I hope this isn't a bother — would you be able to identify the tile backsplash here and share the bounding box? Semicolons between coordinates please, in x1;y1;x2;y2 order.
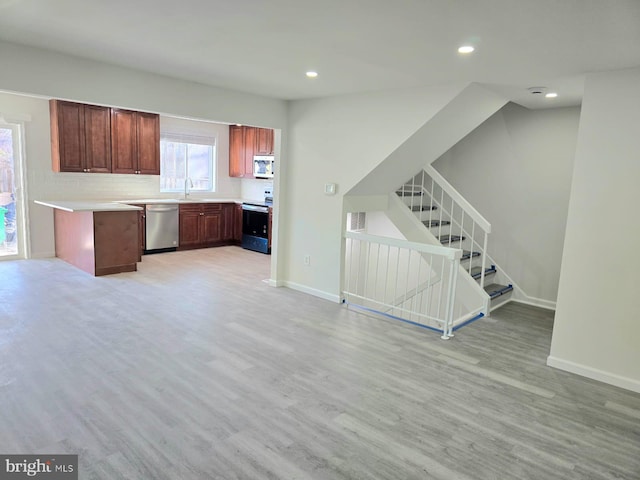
241;178;273;202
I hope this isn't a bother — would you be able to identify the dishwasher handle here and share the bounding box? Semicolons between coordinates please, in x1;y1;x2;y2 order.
146;205;179;213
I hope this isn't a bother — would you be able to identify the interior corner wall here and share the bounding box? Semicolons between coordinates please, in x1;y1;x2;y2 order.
549;67;640;393
432;103;580;304
283;82;468;299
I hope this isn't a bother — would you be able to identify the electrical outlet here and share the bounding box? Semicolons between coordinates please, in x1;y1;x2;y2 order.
304;255;311;265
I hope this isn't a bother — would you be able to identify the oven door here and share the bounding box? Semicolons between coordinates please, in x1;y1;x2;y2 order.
241;204;270;254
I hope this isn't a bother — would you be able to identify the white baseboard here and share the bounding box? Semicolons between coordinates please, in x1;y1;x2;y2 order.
547;356;640;394
30;251;55;259
282;281;342;303
512;296;556;311
263;278;283;287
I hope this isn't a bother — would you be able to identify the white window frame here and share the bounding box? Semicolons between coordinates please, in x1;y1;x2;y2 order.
160;133;216;193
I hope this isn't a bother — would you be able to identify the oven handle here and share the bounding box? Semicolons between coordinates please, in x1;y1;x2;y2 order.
242;204;269;213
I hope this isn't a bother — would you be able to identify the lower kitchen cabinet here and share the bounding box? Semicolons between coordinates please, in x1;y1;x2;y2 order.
202;205;223;244
179;203;235;250
130;204;146;261
53;209;139;276
233;203;243;244
222;203;236;242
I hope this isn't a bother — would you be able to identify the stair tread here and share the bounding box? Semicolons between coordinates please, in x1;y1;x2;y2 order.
439;234;465;243
410;205;437;211
423;220;450;227
484;283;513;299
461;250;481;260
396;190;423;196
470;266;497;279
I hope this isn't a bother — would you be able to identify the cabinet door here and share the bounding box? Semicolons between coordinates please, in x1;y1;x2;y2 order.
202;204;223;244
137;112;160;175
221;203;235;241
234;204;243;243
179;205;202;248
50;100;86;172
255;128;274;155
111;109;138;174
84;104;112;173
130;204;145;260
243;127;256;178
229;125;244;177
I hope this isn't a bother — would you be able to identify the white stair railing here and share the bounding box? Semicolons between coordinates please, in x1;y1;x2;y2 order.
343;231;461;339
397;165;491;290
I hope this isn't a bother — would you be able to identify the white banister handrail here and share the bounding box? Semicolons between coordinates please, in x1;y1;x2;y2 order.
424;164;491;233
345;231;462;261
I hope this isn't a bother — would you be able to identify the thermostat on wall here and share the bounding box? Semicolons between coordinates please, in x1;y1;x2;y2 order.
324;183;337;195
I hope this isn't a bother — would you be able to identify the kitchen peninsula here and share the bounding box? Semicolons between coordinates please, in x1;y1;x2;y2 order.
35;201;142;276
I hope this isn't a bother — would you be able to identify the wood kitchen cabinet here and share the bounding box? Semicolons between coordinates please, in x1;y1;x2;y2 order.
222;203;236;242
50;100;112;173
202;204;223;244
111;109;160;175
130;204;146;261
179;203;234;250
50;99;159;175
53;208;139;276
255;128;274;155
233;203;243;244
229;125;256;178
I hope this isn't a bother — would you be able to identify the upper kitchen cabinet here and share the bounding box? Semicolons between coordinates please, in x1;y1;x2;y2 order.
255;128;274;155
229;125;274;178
229;125;255;178
111;109;160;175
50;100;112;173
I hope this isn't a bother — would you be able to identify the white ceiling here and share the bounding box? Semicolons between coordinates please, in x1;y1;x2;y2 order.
1;0;639;109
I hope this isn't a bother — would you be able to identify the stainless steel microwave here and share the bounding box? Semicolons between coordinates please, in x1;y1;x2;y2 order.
253;155;274;178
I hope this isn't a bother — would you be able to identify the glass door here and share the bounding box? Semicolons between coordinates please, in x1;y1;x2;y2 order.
0;122;23;259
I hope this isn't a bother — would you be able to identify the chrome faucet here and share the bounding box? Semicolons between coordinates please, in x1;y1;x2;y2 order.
184;177;193;199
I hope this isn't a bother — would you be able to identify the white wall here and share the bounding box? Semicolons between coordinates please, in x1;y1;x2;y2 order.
284;82;468;299
433;103;580;305
549;67;640;393
0;41;286;259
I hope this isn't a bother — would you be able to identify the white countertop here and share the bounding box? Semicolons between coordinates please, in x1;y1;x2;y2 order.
115;198;242;205
35;200;143;212
35;198;272;212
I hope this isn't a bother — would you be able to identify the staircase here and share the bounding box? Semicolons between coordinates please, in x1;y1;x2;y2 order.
395;168;513;313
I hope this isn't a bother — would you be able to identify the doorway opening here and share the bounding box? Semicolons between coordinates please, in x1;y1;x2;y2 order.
0;122;22;258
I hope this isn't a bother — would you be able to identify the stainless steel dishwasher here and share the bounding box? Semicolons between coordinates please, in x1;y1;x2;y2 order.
145;203;179;252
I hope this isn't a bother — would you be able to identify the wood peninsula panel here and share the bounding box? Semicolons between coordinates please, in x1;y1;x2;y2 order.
93;211;139;276
54;209;96;275
53;209;139;276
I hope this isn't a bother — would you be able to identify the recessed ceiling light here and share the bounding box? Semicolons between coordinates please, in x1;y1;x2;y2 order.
458;45;474;54
306;71;318;78
545;92;558;98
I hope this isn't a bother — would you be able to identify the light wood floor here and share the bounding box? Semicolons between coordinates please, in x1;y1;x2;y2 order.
0;247;639;479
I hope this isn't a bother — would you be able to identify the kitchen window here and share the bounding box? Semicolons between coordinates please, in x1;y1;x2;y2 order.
160;134;216;192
